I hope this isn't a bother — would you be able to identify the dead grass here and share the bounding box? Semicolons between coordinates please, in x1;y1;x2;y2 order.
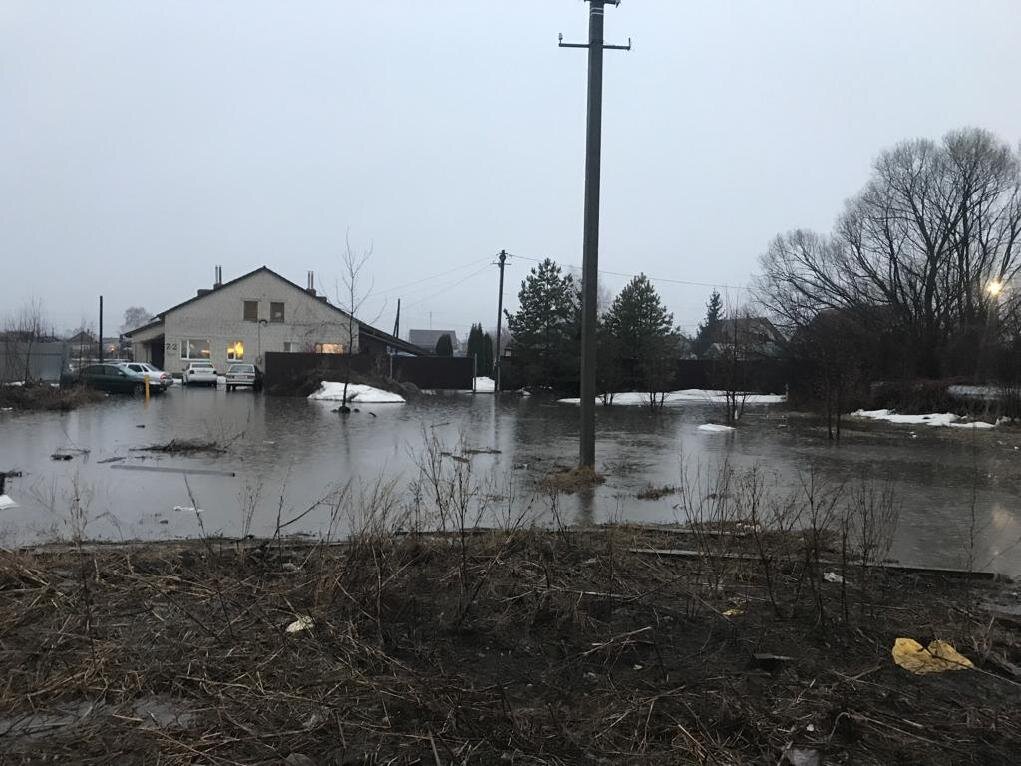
0;530;1017;765
538;465;606;494
636;484;678;501
0;384;104;412
134;439;226;454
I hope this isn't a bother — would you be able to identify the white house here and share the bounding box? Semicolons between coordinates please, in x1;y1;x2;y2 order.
126;267;360;374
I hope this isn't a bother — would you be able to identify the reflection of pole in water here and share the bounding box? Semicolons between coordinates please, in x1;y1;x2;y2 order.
574;486;596;527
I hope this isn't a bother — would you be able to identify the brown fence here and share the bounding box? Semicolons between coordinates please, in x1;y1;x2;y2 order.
264;352;475;394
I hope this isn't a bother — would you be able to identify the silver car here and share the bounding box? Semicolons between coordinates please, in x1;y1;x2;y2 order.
225;363;260;391
123;362;172;391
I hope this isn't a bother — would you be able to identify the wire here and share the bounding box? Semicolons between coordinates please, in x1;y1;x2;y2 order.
506;252;752;291
401;263;494;309
366;256;494;300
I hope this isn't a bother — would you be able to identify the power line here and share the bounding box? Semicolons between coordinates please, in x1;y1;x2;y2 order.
400;263;493;309
507;252;752;292
366;256;493;300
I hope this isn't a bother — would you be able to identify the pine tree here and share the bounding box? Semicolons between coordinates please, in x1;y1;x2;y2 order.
435;334;454;356
602;274;679;407
694;290;724;357
481;332;495;377
505;259;579;388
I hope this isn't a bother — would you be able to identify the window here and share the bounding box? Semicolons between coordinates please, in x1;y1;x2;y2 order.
181;339;211;360
227;340;245;360
243;300;259;321
314;343;345;354
270;301;285;322
283;342;293;352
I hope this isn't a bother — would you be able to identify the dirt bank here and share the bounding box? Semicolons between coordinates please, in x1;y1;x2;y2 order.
0;383;105;412
0;529;1017;764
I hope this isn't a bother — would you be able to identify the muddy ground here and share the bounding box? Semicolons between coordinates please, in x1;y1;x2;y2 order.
0;528;1018;764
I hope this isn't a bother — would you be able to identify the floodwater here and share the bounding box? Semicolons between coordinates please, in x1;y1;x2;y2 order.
1;387;1020;576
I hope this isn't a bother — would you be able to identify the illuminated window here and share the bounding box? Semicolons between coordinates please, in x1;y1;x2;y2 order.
243;301;258;321
227;340;245;360
181;339;210;360
270;302;285;322
314;343;345;354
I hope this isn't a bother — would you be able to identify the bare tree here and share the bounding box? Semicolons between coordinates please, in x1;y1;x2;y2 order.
336;233;375;412
120;306;151;333
2;299;48;383
758;128;1021;379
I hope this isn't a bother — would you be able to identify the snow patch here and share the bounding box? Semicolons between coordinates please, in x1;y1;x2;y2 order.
0;494;18;510
558;389;785;407
308;382;406;404
473;376;496;393
698;423;735;433
851;409;996;429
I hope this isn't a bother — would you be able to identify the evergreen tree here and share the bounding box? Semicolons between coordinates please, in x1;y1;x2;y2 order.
694;290;724;357
505;258;579;388
481;331;495;377
602;274;679;408
435;333;454;356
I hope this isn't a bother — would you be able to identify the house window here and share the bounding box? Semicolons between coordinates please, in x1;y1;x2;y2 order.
283;342;293;352
314;343;345;354
270;302;285;322
181;339;210;360
243;301;259;321
227;340;245;360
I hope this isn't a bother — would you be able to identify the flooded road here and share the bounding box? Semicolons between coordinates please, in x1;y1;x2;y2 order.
2;387;1020;575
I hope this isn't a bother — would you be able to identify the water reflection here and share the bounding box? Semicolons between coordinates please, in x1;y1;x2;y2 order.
0;389;1019;575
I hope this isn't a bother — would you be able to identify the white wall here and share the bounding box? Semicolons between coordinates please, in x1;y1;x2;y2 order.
148;270;358;373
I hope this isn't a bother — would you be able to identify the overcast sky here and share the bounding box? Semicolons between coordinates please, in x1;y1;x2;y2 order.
3;1;1020;338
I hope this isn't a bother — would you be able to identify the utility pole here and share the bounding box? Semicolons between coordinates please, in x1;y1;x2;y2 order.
494;249;507;392
393;298;401;339
560;1;630;468
98;295;104;363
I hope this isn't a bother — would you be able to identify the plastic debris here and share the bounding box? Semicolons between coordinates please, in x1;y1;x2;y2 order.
722;607;744;617
823;571;847;584
892;637;973;674
782;747;820;766
285;616;314;634
172;505;205;514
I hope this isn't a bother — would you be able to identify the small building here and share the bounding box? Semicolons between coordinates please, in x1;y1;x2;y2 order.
408;329;460;355
125;266;417;374
703;317;786;360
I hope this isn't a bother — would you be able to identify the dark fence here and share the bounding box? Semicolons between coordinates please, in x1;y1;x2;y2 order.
264;352;475;394
499;357;792;395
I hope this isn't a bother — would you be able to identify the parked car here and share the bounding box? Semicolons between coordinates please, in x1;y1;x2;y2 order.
78;363;143;394
123;362;172;391
224;363;262;391
182;361;218;387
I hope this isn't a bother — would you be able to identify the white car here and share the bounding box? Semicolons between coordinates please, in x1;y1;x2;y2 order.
182;361;218;387
123;362;172;391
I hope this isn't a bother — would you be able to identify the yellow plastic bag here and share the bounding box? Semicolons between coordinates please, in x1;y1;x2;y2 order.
892;637;974;674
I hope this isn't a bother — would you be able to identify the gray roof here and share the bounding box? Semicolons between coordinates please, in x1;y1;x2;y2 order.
408;329;459;350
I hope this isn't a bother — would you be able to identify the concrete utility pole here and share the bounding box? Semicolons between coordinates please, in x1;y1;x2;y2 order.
98;295;104;363
494;249;507;392
560;1;630;468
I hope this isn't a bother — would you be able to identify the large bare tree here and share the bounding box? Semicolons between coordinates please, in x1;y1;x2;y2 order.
758;128;1021;377
336;233;375;411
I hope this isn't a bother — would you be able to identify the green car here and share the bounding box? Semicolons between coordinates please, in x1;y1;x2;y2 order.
79;363;146;394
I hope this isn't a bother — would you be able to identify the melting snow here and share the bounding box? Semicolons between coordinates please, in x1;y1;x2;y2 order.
698;423;736;433
558;389;785;407
474;376;496;393
308;382;406;404
851;409;996;429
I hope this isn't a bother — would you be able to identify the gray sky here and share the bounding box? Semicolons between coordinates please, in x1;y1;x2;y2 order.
3;1;1020;339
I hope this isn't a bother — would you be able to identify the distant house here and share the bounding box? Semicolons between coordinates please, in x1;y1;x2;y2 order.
703;317;785;360
125;266;419;374
408;329;460;355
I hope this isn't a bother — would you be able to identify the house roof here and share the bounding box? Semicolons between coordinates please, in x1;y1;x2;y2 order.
123;265;423;355
705;317;785;345
124;266;351;338
408;329;459;350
